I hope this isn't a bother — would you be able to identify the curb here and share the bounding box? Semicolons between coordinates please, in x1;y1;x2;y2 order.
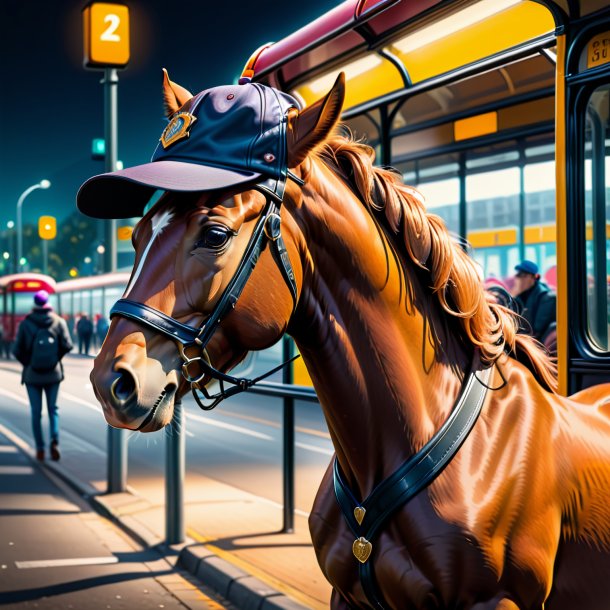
178;544;310;610
0;419;312;609
86;489;310;610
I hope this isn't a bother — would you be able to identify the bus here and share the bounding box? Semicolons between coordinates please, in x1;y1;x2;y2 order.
0;273;56;356
240;0;610;395
53;271;131;339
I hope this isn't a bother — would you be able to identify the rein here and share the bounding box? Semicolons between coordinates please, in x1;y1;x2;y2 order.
109;172;303;410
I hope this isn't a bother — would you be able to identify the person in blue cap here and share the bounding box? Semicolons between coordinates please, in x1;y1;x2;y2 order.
13;290;73;461
513;260;556;345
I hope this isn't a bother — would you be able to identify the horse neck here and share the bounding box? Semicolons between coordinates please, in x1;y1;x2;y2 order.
289;160;467;498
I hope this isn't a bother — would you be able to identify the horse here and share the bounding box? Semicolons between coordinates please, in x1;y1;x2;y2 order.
83;72;610;609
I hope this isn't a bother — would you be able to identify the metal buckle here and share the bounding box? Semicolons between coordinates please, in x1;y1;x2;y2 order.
178;342;208;386
264;213;282;241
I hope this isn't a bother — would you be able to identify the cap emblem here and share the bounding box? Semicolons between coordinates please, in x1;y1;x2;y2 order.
160;112;197;149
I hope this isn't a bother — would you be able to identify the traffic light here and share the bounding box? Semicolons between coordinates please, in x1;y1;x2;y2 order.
117;226;133;240
39;216;57;240
92;138;105;160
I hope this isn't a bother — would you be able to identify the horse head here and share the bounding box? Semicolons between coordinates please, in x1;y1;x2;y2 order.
77;71;345;432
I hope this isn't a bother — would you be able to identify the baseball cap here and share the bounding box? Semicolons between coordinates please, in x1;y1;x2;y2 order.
34;290;49;306
77;82;299;219
514;260;539;275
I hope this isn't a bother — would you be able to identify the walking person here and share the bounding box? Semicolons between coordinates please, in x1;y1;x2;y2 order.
13;290;73;461
95;314;110;348
76;313;94;356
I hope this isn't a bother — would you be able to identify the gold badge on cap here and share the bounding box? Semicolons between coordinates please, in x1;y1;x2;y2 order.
160;112;197;149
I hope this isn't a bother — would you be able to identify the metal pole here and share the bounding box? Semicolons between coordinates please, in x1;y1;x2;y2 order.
103;68;118;273
518;144;526;263
282;336;295;533
103;67;126;493
42;240;48;275
165;399;185;545
459;152;467;248
17;185;40;270
106;425;127;493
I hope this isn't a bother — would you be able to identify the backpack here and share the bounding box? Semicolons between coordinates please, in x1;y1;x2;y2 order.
30;325;60;373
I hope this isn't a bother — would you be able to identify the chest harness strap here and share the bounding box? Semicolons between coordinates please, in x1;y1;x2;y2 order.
333;358;492;609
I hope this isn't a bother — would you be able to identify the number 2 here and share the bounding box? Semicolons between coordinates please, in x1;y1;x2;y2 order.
101;14;120;42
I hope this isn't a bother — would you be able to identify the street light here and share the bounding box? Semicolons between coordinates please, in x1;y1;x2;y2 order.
17;180;51;271
3;222;15;273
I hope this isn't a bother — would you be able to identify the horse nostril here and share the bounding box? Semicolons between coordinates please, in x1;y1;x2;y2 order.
110;369;137;404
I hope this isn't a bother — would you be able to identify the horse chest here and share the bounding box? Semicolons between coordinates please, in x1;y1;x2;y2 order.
310;480;500;609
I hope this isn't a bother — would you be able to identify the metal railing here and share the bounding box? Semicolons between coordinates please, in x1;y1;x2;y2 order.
106;336;320;545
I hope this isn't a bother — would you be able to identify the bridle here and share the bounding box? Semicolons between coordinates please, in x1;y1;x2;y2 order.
109;173;303;411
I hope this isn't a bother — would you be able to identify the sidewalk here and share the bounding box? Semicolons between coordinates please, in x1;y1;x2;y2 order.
0;426;230;609
93;476;330;610
0;356;332;609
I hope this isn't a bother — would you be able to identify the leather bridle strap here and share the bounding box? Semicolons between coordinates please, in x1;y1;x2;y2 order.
109;299;201;345
333;357;492;610
110;184;300;410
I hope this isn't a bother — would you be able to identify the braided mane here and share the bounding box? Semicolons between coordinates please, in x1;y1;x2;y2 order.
317;134;557;392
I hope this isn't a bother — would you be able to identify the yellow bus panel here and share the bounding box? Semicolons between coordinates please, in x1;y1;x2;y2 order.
454;112;498;141
293;350;314;387
467;228;517;248
392;2;555;84
587;31;610;69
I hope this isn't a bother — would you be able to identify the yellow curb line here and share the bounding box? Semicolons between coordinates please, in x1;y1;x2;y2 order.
186;527;327;610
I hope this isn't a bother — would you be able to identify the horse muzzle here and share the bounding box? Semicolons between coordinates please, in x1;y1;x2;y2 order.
91;356;179;432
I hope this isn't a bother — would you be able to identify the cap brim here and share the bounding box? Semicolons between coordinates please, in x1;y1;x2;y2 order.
77;160;262;219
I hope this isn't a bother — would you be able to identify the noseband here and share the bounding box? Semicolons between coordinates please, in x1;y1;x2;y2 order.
109;173;303;410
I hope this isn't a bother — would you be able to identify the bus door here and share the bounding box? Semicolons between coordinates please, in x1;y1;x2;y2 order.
565;8;610;392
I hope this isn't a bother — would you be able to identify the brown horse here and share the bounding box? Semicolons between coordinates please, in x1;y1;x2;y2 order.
87;73;610;609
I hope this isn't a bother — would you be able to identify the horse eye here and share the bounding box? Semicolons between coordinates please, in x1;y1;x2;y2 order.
195;226;232;250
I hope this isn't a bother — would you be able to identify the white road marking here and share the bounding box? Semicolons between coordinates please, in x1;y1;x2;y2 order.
0;383;330;455
15;556;118;569
0;446;17;453
295;441;334;456
185;412;273;441
124;208;173;297
0;422;32;454
0;466;34;475
61;391;103;413
0;387;29;406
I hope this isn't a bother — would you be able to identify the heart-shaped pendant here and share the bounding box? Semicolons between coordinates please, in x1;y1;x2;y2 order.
352;537;372;563
353;506;366;525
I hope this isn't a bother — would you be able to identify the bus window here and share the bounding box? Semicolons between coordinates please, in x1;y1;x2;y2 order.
417;177;460;234
466;166;520;279
104;287;123;318
412;155;460;235
15;293;35;314
524;160;556;276
584;84;610;351
92;288;103;319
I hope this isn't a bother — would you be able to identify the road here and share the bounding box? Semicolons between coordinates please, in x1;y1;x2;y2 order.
0;353;333;520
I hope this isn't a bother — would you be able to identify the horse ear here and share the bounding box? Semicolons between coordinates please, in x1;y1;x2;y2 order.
287;72;345;168
162;68;193;118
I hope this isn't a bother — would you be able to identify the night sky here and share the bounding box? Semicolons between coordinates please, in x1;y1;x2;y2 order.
0;0;338;230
